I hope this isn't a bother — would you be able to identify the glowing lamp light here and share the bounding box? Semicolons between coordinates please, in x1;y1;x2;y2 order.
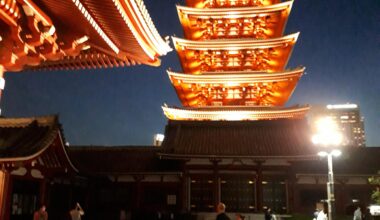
312;117;343;146
313;117;343;220
331;149;342;157
312;132;343;146
154;134;165;142
317;151;328;157
318;150;341;158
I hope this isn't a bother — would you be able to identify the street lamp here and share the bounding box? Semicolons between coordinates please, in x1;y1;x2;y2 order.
312;117;343;220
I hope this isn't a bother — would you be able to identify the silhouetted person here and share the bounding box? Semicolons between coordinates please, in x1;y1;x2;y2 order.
317;209;327;220
216;202;230;220
354;207;362;220
236;213;245;220
120;209;127;220
265;208;273;220
313;209;320;220
33;205;48;220
69;202;84;220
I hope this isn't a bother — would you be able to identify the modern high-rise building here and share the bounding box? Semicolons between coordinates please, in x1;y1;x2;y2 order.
309;104;366;147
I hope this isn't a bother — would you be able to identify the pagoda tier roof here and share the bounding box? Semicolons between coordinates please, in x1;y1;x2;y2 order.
167;67;304;107
0;0;171;72
172;33;299;73
177;1;293;40
159;118;316;159
0;115;78;174
185;0;282;8
162;105;310;121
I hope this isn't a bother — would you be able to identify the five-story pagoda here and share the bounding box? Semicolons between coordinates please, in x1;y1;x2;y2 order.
160;0;315;214
163;0;308;120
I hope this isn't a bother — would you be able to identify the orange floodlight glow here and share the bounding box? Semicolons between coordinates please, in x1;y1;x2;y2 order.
162;105;310;121
164;0;305;121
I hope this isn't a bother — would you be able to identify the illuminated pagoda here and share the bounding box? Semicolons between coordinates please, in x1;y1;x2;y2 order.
159;0;315;214
0;0;171;107
163;0;308;121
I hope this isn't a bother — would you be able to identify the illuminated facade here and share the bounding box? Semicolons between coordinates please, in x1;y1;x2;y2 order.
0;0;171;111
164;0;307;121
160;0;312;213
185;0;283;8
177;1;293;40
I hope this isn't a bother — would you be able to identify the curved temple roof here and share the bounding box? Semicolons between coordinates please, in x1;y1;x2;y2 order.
168;67;304;83
173;33;299;73
162;105;310;121
173;33;299;49
177;1;293;40
0;115;78;173
159;118;315;159
185;0;282;8
167;67;304;107
0;0;171;72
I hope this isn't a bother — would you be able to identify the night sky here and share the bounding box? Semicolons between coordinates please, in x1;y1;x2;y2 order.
2;0;379;146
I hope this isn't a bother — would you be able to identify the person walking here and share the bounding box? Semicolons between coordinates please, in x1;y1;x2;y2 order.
33;205;48;220
265;208;274;220
313;209;320;220
354;207;362;220
236;213;245;220
216;202;231;220
316;209;327;220
69;202;85;220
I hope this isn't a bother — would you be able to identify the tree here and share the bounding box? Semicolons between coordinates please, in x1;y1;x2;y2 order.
369;176;380;205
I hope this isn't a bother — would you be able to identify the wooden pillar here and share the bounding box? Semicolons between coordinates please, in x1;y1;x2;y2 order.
0;169;10;220
133;175;144;210
256;161;263;212
181;170;190;212
287;163;296;214
0;168;11;220
212;160;220;209
39;179;48;206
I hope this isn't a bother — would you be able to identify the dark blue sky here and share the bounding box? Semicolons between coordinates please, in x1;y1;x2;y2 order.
2;0;380;146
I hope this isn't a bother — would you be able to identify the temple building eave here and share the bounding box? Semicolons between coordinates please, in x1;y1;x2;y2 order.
162;105;310;121
119;0;172;58
172;32;299;50
167;67;303;107
0;0;170;72
167;67;305;83
177;1;292;40
177;0;293;16
185;0;283;8
173;33;299;73
158;153;317;160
